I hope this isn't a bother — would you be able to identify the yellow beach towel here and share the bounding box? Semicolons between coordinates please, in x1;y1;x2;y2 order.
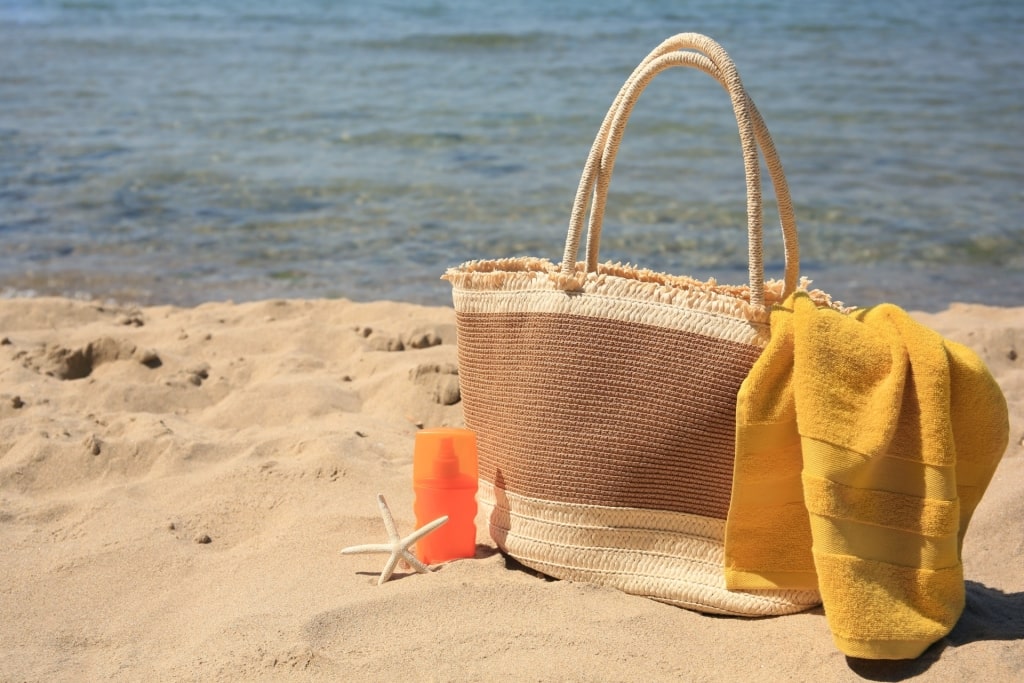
725;293;1009;660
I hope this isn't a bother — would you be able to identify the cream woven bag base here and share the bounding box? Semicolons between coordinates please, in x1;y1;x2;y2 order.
444;34;823;616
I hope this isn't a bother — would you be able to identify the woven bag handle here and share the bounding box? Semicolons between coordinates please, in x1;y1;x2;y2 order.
560;34;799;308
590;42;800;300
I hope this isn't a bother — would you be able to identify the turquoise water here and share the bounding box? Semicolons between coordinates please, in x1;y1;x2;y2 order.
2;0;1022;310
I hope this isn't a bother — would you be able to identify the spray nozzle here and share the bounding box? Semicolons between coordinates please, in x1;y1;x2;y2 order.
433;437;460;479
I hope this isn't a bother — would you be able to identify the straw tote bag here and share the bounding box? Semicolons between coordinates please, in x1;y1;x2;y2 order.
444;34;823;615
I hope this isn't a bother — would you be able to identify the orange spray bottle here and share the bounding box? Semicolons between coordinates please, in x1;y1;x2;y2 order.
413;428;478;565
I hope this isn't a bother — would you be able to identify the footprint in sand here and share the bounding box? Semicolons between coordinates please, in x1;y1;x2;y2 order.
15;337;162;380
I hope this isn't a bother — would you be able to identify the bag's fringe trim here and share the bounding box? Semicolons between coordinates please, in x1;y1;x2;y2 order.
443;258;842;320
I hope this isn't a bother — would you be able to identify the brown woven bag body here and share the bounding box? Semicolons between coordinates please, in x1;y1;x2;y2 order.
444;34;822;615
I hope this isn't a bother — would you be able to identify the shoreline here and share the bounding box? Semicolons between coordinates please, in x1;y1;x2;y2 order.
5;259;1024;315
0;295;1020;681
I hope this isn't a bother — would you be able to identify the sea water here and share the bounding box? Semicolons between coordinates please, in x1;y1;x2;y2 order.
1;0;1022;310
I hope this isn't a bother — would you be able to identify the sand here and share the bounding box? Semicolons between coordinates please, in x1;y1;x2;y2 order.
0;296;1020;682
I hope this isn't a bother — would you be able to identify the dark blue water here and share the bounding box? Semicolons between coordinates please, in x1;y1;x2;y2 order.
2;0;1022;310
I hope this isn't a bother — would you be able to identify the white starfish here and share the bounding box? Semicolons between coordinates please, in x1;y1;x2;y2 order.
340;493;448;585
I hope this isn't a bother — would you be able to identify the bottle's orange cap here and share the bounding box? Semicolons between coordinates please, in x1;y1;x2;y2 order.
413;428;478;484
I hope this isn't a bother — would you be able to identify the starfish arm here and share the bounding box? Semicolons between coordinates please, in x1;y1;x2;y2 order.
405;515;449;544
378;549;403;585
401;550;433;575
340;543;392;555
376;494;401;542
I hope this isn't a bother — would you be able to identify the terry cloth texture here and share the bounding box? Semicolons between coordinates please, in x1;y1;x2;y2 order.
724;292;1009;660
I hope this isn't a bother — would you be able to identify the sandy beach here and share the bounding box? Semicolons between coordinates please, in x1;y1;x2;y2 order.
0;295;1020;682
